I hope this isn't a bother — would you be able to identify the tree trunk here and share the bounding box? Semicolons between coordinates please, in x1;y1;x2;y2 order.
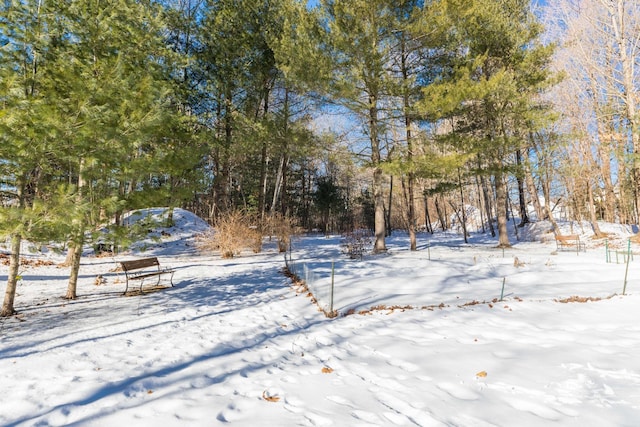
65;240;83;300
280;153;290;217
279;88;290;217
616;140;630;224
2;174;29;317
539;161;561;233
373;166;387;252
386;175;393;237
480;173;495;237
522;143;545;220
400;35;417;251
213;91;232;217
259;141;269;223
435;194;446;232
1;234;22;317
258;80;271;226
424;193;433;234
475;175;486;233
457;169;468;242
495;171;511;248
407;175;417;250
61;246;74;267
66;158;87;300
603;0;640;222
587;178;604;238
515;149;529;226
270;154;285;214
401;175;417;248
368;91;386;253
597;123;617;223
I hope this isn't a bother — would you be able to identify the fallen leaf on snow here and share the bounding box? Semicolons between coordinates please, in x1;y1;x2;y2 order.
476;371;487;378
322;366;334;374
262;390;280;402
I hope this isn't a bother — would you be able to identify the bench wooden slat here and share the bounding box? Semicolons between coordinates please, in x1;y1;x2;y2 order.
121;257;160;271
119;257;175;295
555;235;585;253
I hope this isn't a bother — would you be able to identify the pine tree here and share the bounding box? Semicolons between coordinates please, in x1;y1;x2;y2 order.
47;0;189;298
0;0;58;316
275;0;401;253
417;0;555;247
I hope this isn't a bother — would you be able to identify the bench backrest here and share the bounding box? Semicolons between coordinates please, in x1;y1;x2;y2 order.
120;257;160;272
556;235;579;241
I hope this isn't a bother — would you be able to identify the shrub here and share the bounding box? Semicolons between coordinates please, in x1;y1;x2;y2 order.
263;213;295;253
197;210;262;258
341;229;372;259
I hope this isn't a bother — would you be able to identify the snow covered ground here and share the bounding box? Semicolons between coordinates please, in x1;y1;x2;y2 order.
1;208;640;426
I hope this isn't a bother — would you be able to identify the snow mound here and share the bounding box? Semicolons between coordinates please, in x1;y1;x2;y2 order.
123;207;210;234
119;207;211;256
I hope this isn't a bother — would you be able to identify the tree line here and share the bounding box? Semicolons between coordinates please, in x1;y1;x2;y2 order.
1;0;638;316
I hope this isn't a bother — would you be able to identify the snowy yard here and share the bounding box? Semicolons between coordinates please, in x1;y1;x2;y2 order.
1;209;640;426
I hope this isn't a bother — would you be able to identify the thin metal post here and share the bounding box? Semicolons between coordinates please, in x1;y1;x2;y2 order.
623;240;631;295
330;261;335;313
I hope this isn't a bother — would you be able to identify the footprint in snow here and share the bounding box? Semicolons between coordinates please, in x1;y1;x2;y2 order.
216;400;252;423
377;391;443;426
504;396;562;421
304;411;333;426
279;375;298;384
325;395;355;407
387;358;420;373
436;382;480;401
352;409;383;424
283;396;305;414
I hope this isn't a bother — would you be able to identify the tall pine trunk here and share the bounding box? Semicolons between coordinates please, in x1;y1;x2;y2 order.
515;149;529;226
66;159;87;300
480;174;495;237
386;175;393;237
1;174;29;317
65;239;83;300
1;234;22;317
522;142;545;220
401;35;416;250
369;95;386;253
424;193;433;234
373;166;387;252
495;170;511;248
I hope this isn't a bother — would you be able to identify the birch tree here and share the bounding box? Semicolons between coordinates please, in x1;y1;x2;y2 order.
549;0;640;223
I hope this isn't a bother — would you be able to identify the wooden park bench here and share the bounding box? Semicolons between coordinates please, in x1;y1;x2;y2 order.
120;257;175;295
555;234;586;254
